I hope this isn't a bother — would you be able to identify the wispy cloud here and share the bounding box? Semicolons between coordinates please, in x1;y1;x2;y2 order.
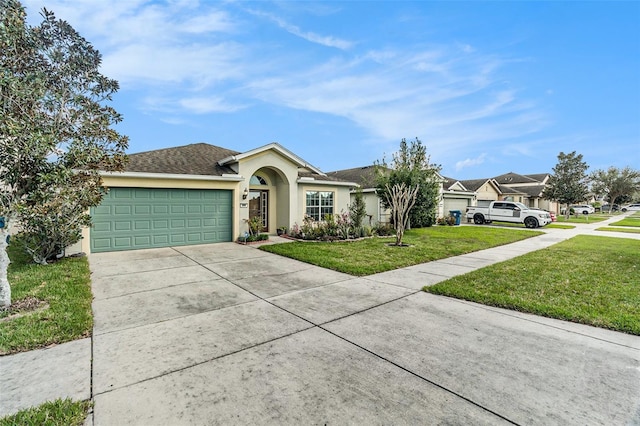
178;97;246;114
456;154;487;171
247;9;354;49
22;0;550;168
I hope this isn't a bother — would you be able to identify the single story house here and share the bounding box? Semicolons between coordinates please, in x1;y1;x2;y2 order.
327;167;475;224
326;166;389;225
80;142;356;253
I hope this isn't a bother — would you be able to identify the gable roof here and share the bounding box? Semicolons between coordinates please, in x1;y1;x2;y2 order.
218;142;325;176
126;143;239;176
493;172;539;185
507;184;546;197
458;178;497;192
525;173;549;183
326;165;380;188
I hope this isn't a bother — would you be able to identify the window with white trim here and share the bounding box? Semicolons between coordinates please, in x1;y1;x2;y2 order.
306;191;334;221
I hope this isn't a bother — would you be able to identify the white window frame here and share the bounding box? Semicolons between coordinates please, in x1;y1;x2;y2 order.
306;191;334;221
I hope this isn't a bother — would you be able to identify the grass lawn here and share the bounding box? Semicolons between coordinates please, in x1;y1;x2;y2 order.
596;227;640;234
261;226;542;276
546;224;575;229
0;399;90;426
0;241;93;355
555;214;608;224
426;235;640;335
608;217;640;227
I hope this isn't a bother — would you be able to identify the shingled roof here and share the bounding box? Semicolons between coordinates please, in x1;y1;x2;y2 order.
493;172;539;185
459;178;493;192
126;143;239;176
326;165;382;188
507;184;546;197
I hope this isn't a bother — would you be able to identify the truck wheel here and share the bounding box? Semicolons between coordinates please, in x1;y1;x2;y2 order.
473;214;485;225
524;217;538;228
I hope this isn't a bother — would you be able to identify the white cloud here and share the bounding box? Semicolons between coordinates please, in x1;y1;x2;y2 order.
178;97;246;114
21;0;550;161
455;154;487;171
247;9;354;49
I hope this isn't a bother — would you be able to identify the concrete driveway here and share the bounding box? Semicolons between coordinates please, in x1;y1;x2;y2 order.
89;240;640;425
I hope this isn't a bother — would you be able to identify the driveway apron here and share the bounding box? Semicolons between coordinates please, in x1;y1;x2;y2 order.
89;235;640;425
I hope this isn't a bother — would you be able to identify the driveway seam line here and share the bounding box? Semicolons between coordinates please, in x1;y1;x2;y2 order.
95;277;227;301
93;293;265;336
317;325;521;425
451;297;640;350
93;323;317;397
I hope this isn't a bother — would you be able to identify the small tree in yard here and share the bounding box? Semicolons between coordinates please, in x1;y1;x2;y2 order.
542;151;589;219
0;1;128;307
376;138;441;228
590;166;640;210
383;182;419;246
348;187;367;230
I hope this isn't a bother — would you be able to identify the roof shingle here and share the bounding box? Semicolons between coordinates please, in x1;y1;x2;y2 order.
126;143;240;176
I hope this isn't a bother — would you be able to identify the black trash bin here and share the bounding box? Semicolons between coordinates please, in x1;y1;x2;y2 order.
449;210;462;226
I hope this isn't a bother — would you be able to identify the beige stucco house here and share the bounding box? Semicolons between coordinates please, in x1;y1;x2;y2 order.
327;167;476;223
443;172;559;213
493;172;559;212
80;142;355;253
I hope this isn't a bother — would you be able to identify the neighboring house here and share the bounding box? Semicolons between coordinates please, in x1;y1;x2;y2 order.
80;142;356;254
493;172;558;212
440;177;476;213
456;178;503;207
327;167;475;223
326;165;390;225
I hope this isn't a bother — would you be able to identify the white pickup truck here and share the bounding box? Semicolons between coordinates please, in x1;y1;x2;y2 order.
466;201;552;228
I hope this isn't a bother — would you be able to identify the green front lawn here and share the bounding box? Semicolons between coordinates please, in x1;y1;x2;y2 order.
0;240;93;355
596;227;640;234
555;214;608;223
546;224;575;229
608;217;640;227
426;235;640;335
261;226;542;276
0;399;90;426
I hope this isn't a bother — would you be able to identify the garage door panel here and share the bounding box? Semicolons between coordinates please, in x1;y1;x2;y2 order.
171;219;186;228
444;198;471;214
114;221;131;231
114;205;131;215
91;188;232;252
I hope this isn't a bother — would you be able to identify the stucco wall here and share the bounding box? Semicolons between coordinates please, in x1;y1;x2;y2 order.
296;183;352;225
236;150;300;236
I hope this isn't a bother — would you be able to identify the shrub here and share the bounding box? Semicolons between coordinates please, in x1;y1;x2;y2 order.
373;223;395;236
436;216;456;226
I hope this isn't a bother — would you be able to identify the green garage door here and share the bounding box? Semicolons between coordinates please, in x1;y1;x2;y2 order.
90;188;232;253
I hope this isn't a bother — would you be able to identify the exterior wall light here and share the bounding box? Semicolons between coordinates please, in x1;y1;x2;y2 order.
242;188;249;200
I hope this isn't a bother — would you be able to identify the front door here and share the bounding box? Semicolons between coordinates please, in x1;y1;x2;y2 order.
248;190;268;232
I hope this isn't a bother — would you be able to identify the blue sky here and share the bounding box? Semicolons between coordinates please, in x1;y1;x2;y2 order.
23;0;640;180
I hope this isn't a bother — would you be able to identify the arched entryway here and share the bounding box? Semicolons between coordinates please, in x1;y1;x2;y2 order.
248;167;290;233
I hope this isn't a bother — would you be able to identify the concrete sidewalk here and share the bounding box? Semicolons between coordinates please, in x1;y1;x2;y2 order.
1;214;639;424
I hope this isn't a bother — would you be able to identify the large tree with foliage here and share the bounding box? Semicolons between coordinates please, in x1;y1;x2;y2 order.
542;151;589;218
375;138;441;228
0;1;128;306
590;166;640;208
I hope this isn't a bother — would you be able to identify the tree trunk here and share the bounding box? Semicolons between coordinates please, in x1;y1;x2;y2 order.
0;227;11;307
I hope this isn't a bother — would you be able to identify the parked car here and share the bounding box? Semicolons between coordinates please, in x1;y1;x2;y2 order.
600;204;619;212
561;205;595;215
620;204;640;212
466;201;552;228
